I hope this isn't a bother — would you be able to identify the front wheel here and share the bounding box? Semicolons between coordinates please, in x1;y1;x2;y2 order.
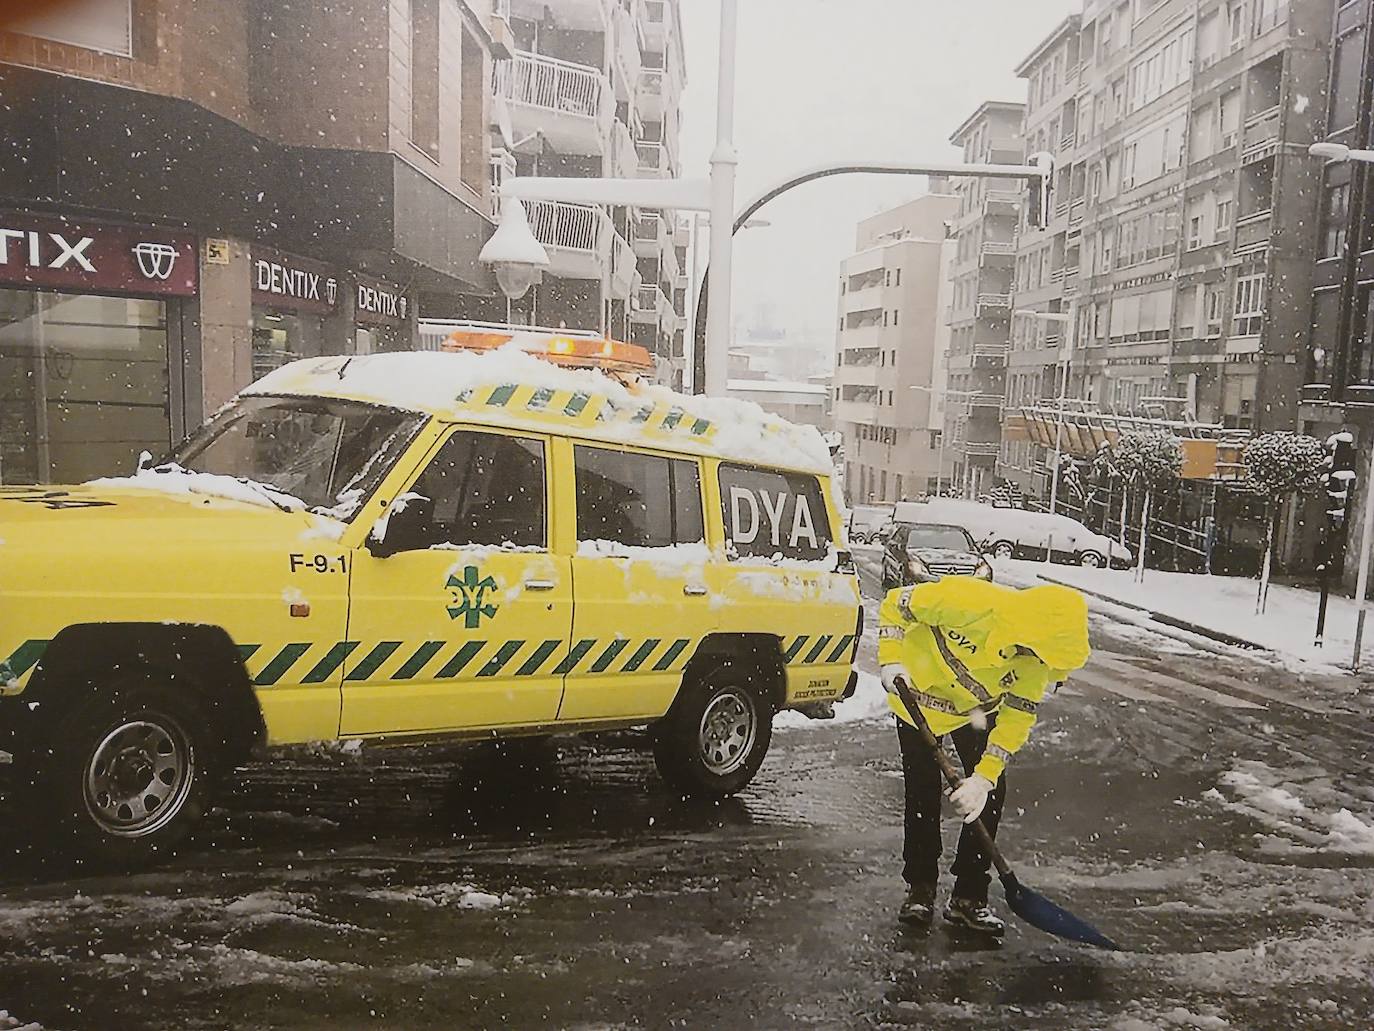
1079;550;1106;568
41;677;217;867
653;662;772;799
992;541;1015;560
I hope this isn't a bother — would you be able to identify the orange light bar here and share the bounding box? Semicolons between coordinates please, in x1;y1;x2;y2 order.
441;327;654;374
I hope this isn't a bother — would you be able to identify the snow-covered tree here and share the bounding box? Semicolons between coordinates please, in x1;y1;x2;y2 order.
1113;430;1184;582
1242;432;1325;613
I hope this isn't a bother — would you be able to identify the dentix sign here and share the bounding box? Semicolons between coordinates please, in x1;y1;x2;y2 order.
0;211;197;297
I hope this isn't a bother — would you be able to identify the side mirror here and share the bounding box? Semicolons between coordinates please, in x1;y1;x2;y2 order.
367;493;434;558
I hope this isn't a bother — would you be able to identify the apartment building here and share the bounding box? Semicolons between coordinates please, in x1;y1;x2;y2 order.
833;190;959;505
491;0;689;385
0;0;503;485
944;102;1027;500
1000;0;1329;501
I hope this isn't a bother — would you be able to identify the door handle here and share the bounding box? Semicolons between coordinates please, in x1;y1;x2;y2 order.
683;584;708;597
524;579;558;591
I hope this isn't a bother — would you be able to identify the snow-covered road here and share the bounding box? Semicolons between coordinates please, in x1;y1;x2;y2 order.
1;561;1371;1029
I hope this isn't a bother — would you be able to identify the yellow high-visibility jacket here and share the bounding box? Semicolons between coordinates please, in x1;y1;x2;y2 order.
877;578;1091;782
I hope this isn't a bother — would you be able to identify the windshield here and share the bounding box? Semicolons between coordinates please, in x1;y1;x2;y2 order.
906;525;976;552
171;396;424;518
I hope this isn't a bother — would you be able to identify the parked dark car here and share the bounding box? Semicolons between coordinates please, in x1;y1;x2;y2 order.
881;522;994;591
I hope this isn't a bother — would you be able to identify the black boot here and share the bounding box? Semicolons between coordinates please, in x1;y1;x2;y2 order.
944;896;1005;937
897;885;936;927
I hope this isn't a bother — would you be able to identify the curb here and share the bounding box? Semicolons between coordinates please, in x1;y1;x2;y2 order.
1033;573;1271;653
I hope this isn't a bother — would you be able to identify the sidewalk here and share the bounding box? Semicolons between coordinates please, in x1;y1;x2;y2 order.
996;559;1369;675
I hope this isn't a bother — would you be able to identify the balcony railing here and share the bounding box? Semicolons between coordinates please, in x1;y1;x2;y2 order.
986;190;1023;210
496;51;608;121
1242;105;1281;162
981;241;1016;256
1235;209;1273;253
528;199;604;253
976;292;1012;309
637;140;666;176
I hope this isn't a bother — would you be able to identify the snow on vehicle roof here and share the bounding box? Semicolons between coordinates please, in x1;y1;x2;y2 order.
242;348;835;475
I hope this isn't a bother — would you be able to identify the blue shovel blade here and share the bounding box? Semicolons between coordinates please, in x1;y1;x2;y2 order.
1001;872;1121;951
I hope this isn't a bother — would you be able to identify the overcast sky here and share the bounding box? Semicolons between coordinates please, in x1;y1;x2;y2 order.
677;0;1080;345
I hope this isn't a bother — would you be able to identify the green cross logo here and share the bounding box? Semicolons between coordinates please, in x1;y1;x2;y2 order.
446;566;499;628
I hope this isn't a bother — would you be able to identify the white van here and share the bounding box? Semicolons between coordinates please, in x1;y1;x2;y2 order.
894;498;1132;568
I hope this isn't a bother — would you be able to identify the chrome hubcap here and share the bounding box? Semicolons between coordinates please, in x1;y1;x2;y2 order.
995;544;1013;559
698;690;756;776
1082;553;1102;567
84;717;193;837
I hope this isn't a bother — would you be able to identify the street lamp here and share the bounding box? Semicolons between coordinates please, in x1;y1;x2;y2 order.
1307;141;1374;668
477;199;550;317
1013;307;1076;515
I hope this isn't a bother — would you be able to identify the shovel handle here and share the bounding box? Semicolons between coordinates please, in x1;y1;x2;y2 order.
892;675;1013;880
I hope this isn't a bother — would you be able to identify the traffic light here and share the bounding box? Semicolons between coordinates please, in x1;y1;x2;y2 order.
1027;151;1055;231
1323;431;1358;530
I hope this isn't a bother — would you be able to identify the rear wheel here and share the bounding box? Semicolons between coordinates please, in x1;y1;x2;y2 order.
992;541;1015;560
653;661;772;799
40;675;218;867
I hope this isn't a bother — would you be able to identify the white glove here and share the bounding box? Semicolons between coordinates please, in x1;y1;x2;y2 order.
948;774;995;824
880;664;908;697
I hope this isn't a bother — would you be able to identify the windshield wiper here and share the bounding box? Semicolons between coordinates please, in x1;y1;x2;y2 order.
234;477;296;513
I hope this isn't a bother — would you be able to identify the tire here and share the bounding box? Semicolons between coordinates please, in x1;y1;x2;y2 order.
652;660;772;799
992;541;1015;560
1079;550;1106;568
39;674;217;867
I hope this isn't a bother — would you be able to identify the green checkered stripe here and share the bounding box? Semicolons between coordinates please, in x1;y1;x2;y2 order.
235;636;697;686
780;634;856;666
4;632;853;692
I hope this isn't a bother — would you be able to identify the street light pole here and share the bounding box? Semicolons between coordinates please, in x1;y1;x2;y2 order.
704;0;739;398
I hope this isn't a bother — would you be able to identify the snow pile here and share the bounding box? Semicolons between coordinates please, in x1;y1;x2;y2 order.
0;1012;45;1031
245;348;834;473
1007;561;1366;674
1206;760;1374;855
366;883;508;910
774;671;888;729
89;464;306;513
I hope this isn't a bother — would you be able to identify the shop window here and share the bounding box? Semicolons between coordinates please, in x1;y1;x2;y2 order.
0;289;169;484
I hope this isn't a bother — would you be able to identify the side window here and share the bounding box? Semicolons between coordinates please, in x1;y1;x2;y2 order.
718;464;833;562
671;458;705;544
410;430;546;549
575;447;704;548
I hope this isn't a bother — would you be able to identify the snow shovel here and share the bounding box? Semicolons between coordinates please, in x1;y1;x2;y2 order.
892;675;1121;951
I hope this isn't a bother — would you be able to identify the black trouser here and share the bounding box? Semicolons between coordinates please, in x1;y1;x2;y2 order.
896;714;1006;905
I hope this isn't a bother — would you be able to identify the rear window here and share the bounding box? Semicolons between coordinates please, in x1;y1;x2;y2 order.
718;463;832;562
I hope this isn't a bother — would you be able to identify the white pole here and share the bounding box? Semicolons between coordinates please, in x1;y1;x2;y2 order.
704;0;739;398
1351;441;1374;669
1048;302;1075;516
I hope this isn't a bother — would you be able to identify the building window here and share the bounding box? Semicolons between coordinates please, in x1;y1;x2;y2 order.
8;0;133;57
1219;90;1240;150
1214;195;1233;238
1232;274;1265;337
1320;170;1352;259
410;0;441;158
1352;287;1374;387
895;268;902;286
1205;283;1225;336
1309;288;1340;387
460;29;486;191
893;309;900;326
1227;2;1248;49
1329;26;1365;133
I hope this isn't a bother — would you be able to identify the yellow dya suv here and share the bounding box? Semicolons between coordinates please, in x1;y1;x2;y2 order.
0;349;861;864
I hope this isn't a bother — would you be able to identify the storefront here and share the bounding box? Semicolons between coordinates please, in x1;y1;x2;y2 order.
353;274;412;354
250;246;342;379
0;211;197;485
